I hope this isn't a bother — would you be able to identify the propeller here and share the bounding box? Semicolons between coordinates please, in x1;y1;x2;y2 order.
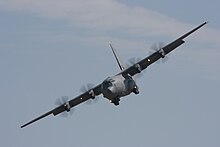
126;57;144;80
80;83;99;104
150;42;168;63
128;57;142;66
55;96;74;117
150;42;165;52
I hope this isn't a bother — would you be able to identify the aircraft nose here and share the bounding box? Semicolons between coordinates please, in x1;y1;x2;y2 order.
107;86;114;94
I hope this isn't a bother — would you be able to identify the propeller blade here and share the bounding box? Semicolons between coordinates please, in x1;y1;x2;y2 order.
162;56;169;63
69;109;75;115
126;57;142;68
150;43;159;51
60;109;75;117
55;96;74;117
60;112;69;117
80;85;87;93
150;42;168;63
150;42;165;51
55;96;69;106
128;58;136;65
159;42;165;49
55;97;63;106
128;57;142;65
85;99;93;105
126;57;145;80
80;83;95;93
80;83;99;105
93;96;100;103
61;96;69;104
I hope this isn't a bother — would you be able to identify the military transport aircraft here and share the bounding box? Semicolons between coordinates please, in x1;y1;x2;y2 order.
21;22;207;128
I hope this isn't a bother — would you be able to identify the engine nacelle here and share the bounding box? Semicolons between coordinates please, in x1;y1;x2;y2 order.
64;102;71;112
88;90;95;99
134;64;141;73
158;48;165;58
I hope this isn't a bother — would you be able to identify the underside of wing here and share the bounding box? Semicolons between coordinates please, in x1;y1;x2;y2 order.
121;22;207;77
21;84;102;128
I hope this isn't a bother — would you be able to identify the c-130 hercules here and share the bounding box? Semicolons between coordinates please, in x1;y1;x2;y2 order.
21;22;207;128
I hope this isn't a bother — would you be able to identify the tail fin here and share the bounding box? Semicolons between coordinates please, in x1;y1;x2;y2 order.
109;42;125;71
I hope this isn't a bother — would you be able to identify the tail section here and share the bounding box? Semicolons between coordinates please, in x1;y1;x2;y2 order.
109;42;125;71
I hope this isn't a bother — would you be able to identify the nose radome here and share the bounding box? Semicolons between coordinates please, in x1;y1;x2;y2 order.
107;86;115;94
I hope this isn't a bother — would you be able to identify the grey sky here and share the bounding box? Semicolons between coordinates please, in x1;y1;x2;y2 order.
0;0;219;147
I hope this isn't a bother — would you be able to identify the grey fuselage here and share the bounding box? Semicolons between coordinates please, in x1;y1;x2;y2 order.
101;74;138;102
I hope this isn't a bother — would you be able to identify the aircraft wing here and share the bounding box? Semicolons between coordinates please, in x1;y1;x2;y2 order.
121;22;207;77
21;84;102;128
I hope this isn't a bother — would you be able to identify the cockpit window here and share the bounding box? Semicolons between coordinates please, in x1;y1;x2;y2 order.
103;81;111;87
103;78;113;87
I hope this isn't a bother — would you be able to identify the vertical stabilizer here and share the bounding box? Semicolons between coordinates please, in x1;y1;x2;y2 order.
109;42;125;71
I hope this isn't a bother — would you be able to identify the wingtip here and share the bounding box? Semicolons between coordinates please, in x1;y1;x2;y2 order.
20;123;27;128
20;121;32;128
20;110;53;129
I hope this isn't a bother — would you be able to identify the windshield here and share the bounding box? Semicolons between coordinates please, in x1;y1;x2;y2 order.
103;78;113;87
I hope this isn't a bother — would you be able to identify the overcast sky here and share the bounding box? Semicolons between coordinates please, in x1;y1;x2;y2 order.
0;0;219;147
